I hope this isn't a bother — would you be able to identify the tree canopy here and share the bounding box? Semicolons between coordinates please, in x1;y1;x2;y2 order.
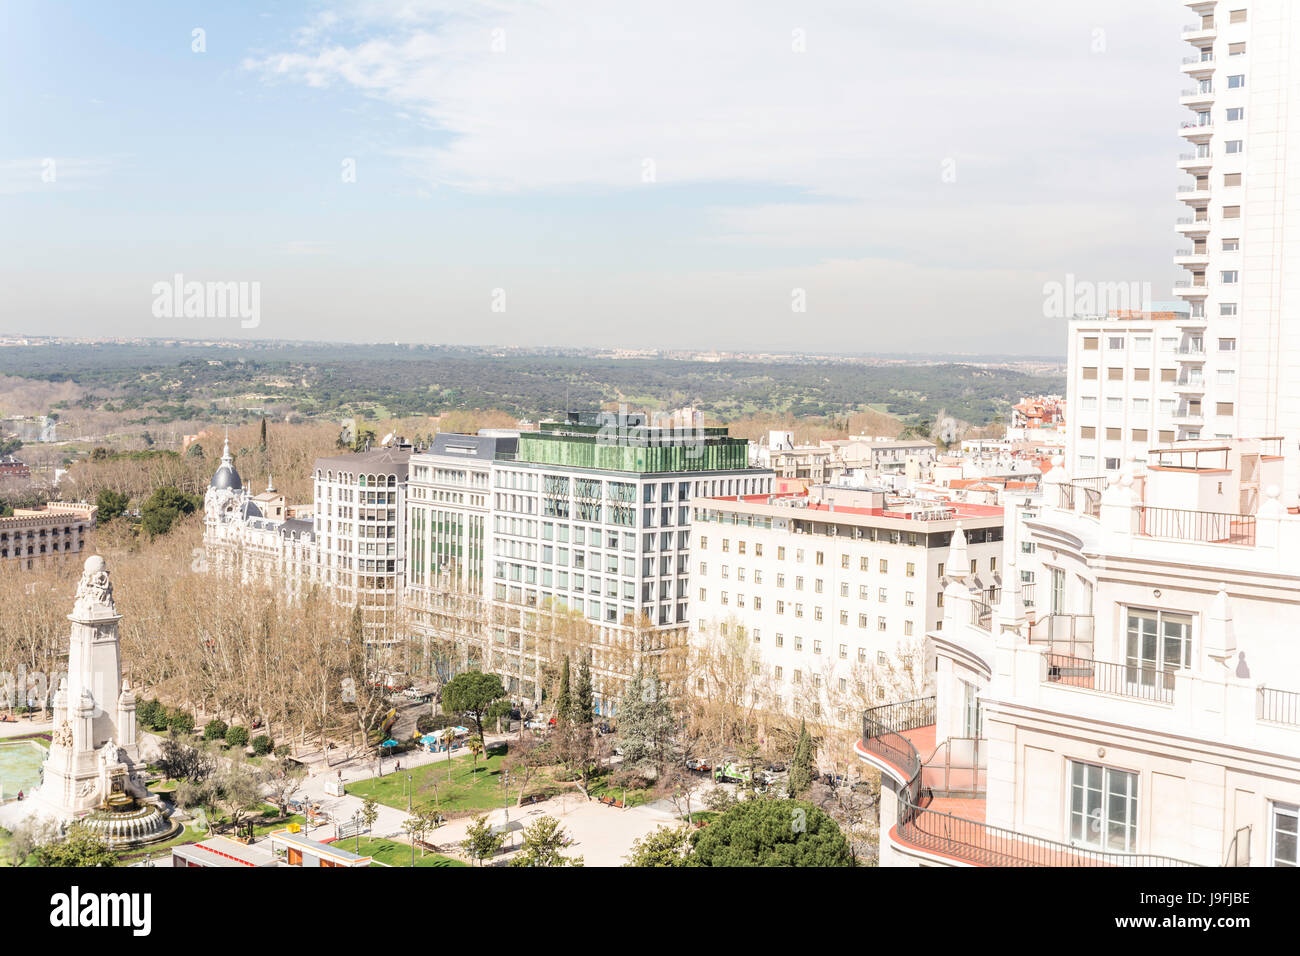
689;799;853;867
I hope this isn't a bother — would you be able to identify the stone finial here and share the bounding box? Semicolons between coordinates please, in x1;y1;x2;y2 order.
1204;583;1237;666
946;522;969;579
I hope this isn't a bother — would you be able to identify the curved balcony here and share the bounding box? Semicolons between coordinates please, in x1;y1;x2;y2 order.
857;699;1201;867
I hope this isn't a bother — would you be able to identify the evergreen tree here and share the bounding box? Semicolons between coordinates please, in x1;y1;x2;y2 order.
616;666;677;777
556;655;572;723
788;719;814;797
575;656;594;728
259;415;268;450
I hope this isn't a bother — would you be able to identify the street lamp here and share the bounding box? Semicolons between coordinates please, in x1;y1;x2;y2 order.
407;773;413;812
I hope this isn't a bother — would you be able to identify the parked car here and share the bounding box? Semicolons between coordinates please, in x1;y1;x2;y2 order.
524;718;549;730
764;761;787;773
685;757;711;773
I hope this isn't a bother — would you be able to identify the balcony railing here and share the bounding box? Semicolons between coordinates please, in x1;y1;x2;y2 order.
1136;505;1256;546
1043;653;1175;704
1258;687;1300;726
1056;477;1104;517
860;700;1199;866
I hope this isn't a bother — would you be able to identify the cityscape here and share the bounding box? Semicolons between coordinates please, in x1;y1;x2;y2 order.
0;0;1292;935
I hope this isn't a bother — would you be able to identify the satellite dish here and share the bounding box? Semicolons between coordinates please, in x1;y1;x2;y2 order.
381;432;395;446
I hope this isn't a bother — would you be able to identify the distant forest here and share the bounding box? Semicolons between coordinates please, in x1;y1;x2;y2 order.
0;342;1064;429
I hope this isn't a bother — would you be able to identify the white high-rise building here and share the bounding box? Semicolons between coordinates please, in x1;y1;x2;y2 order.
1177;1;1300;501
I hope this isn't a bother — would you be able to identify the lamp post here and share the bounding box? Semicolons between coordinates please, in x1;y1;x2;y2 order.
353;811;361;855
407;773;413;812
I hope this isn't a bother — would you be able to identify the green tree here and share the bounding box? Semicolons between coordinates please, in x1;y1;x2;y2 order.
259;415;268;450
690;799;853;867
509;815;583;867
34;823;118;867
556;656;572;723
140;486;201;536
225;725;249;749
575;656;594;728
788;720;815;797
441;671;506;749
616;666;676;778
251;734;274;756
186;442;205;459
168;710;195;735
203;718;228;742
359;797;379;854
461;813;505;866
625;824;693;867
95;488;130;521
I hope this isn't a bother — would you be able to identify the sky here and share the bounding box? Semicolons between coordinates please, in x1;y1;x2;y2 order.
0;0;1189;355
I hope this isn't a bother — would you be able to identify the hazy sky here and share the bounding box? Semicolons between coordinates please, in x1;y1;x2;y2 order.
0;0;1188;354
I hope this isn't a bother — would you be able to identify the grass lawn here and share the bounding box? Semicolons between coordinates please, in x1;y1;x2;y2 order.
346;743;517;813
343;837;466;868
587;774;653;808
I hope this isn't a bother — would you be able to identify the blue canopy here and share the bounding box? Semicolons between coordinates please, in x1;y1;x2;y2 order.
381;738;398;748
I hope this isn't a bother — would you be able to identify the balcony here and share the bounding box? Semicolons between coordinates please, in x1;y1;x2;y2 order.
1176;342;1206;358
1176;185;1211;203
1178;122;1214;141
1136;504;1256;546
1174;248;1210;267
1055;476;1104;517
1175;217;1211;235
858;699;1198;866
1181;54;1214;74
1182;21;1216;42
1179;88;1215;107
1044;653;1175;704
1173;279;1209;298
1028;613;1094;659
1177;151;1213;172
1172;406;1204;424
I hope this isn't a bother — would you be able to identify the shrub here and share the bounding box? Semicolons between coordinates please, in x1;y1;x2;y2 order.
203;719;228;742
168;711;195;735
273;744;291;758
251;735;273;756
225;725;249;749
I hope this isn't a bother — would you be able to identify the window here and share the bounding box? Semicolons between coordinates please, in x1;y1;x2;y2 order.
1228;41;1245;56
1083;336;1099;351
1126;608;1193;686
1105;427;1121;441
1050;568;1065;614
1082;367;1098;381
1224;173;1241;187
906;562;915;578
1132;367;1150;383
839;644;847;660
1131;429;1148;442
879;559;888;573
1217;369;1236;386
1159;429;1175;443
1226;108;1244;122
1107;367;1124;381
1080;426;1096;440
1132;397;1149;414
1229;9;1247;25
1080;396;1097;411
1272;803;1298;867
1227;74;1245;89
1221;270;1239;284
1219;337;1237;351
1105;457;1120;471
1069;761;1138;852
1222;238;1239;251
1220;303;1239;316
1217;402;1234;416
1108;336;1124;350
1105;397;1123;413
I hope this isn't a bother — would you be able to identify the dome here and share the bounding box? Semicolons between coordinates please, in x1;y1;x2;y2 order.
211;464;242;491
210;435;242;490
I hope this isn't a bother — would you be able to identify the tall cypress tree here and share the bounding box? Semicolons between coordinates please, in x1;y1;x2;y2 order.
556;655;572;723
259;415;268;450
575;656;594;728
789;719;814;796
